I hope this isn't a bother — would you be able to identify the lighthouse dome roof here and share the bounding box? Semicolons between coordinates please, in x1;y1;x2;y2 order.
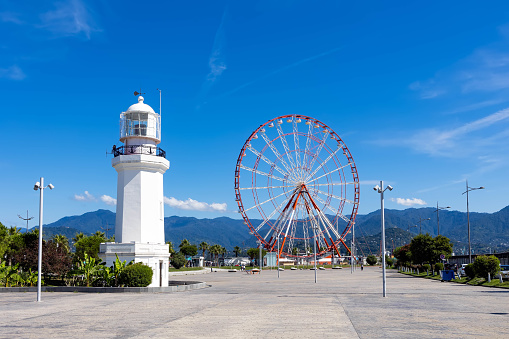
126;96;155;114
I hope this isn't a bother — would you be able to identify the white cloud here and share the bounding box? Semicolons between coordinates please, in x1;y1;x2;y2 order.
164;196;227;212
0;65;26;80
0;11;24;25
390;198;427;207
74;190;95;201
100;195;117;206
39;0;99;39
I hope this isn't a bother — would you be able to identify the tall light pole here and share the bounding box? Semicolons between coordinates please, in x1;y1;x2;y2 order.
407;224;417;233
433;202;450;236
312;225;317;283
33;177;54;302
462;180;484;264
418;217;431;234
374;181;393;298
18;210;34;234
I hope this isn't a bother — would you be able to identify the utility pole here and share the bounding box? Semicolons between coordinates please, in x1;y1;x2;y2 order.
18;210;34;234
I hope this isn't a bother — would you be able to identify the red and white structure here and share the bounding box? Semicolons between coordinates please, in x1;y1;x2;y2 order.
234;115;359;259
100;95;170;287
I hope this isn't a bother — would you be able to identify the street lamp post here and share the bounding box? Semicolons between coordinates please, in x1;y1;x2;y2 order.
18;210;33;234
374;181;393;298
418;217;431;234
462;180;484;264
407;224;417;233
313;225;317;283
33;177;54;302
433;202;451;236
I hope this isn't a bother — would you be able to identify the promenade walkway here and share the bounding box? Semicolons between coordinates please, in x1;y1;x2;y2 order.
1;267;508;338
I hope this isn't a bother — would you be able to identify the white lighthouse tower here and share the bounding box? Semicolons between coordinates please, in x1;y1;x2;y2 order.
99;95;170;287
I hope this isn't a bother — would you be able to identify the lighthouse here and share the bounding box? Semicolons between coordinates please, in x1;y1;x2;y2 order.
99;95;170;287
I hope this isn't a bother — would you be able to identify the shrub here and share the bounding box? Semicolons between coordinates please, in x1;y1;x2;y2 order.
465;263;475;279
422;264;430;272
366;255;377;266
118;262;153;287
473;255;500;279
435;262;444;271
171;252;187;269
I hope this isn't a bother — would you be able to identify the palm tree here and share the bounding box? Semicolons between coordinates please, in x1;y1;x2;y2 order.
198;241;209;257
209;244;221;267
166;241;175;255
233;246;241;257
52;234;70;253
94;231;105;239
8;226;21;236
179;239;191;249
73;232;85;244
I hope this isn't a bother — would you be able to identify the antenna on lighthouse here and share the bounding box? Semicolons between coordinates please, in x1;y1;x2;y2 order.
156;88;162;115
134;89;145;96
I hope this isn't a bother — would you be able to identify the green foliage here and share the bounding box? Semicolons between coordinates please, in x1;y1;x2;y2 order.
166;241;175;255
473;255;500;279
179;239;191;248
180;244;198;257
75;252;102;287
171;252;187;269
233;246;241;257
74;234;105;263
52;234;70;254
410;233;434;265
366;255;377;266
198;241;208;257
432;235;453;263
393;244;412;266
385;256;394;267
422;264;431;272
435;262;444;271
118;262;153;287
465;263;475;279
292;247;299;256
247;248;267;261
0;222;10;261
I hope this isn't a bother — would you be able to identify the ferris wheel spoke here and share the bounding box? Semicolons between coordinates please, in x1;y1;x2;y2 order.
301;122;314;174
305;163;350;184
292;120;304;181
254;194;294;232
305;130;329;174
304;146;342;182
240;165;287;183
244;190;289;212
247;145;288;178
276;123;297;171
312;182;357;187
239;184;296;190
308;187;357;205
260;131;293;174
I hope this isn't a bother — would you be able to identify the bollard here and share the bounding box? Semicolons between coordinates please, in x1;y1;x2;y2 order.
488;273;491;282
427;270;429;276
500;275;503;283
417;268;419;275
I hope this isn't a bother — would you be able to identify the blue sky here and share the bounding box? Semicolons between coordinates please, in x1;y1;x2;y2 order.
2;1;509;228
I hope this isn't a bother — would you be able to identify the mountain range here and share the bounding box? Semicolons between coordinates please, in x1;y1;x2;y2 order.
32;205;509;255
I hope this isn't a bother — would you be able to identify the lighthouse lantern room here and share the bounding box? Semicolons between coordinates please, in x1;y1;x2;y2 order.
100;95;170;288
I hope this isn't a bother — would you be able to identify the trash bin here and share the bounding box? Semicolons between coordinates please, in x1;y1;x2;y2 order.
441;270;455;281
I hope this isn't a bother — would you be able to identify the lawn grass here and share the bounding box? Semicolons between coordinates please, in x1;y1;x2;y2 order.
400;270;509;288
169;267;204;272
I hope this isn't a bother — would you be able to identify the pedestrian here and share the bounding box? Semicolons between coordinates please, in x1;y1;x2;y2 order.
361;264;364;271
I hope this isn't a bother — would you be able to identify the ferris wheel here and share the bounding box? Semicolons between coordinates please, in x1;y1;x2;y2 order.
234;115;360;258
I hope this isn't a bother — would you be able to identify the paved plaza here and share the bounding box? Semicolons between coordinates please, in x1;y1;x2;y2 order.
1;267;509;338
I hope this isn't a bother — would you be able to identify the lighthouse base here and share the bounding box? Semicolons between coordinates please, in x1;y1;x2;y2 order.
99;242;170;287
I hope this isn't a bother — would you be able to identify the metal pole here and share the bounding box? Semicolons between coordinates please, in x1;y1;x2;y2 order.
277;232;280;278
37;177;44;302
466;180;471;264
381;180;386;298
259;241;262;271
312;226;317;283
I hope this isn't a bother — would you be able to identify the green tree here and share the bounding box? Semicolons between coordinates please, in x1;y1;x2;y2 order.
393;244;412;266
366;255;378;266
198;241;209;257
52;234;70;254
74;234;105;263
73;232;85;244
171;252;187;269
292;247;299;256
409;233;434;265
233;246;241;257
209;244;222;266
0;222;11;262
246;248;267;264
179;239;191;249
166;241;175;255
180;244;198;257
473;255;500;279
432;235;453;263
